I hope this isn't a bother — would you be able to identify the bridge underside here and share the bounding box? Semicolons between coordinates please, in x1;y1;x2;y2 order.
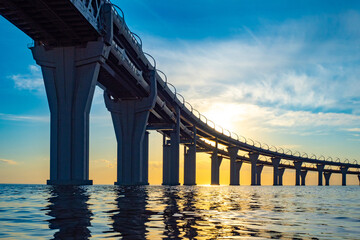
0;0;100;46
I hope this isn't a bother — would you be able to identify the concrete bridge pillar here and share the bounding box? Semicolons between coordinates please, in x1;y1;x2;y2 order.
211;151;222;185
162;107;181;186
271;157;281;186
249;152;259;186
294;161;303;186
316;164;325;186
228;146;242;185
341;166;348;186
31;40;110;185
358;175;360;185
162;136;170;185
256;164;264;186
300;170;307;186
184;127;197;185
278;168;285;186
142;131;149;185
324;172;332;186
104;70;157;186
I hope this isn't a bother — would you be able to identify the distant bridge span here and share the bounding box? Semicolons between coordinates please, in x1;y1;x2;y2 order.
1;0;359;186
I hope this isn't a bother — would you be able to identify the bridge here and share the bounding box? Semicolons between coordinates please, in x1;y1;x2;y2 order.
1;0;359;186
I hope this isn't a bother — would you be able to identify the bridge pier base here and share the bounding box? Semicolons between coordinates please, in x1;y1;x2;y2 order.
104;70;157;186
317;164;325;186
249;152;259;186
294;161;302;186
300;170;307;186
184;127;196;185
271;157;281;186
228;146;242;185
358;175;360;185
211;151;222;185
162;107;181;186
256;164;264;186
31;41;109;185
341;166;348;186
324;172;331;186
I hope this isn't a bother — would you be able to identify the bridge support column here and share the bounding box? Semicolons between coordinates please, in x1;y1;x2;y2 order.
300;170;307;186
341;166;348;186
294;161;302;186
184;127;196;185
324;172;332;186
31;41;109;185
162;136;170;185
358;175;360;185
316;164;325;186
278;168;285;186
271;157;281;186
249;152;259;186
142;131;149;185
211;151;222;185
256;164;264;186
104;70;157;186
228;146;242;185
162;107;181;185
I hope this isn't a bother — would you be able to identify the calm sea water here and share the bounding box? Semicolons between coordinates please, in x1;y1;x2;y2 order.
0;184;359;239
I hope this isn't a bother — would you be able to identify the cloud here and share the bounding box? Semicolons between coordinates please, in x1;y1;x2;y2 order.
9;65;44;92
346;128;360;132
0;113;49;122
94;159;115;168
136;11;360;143
0;159;18;165
142;11;360;116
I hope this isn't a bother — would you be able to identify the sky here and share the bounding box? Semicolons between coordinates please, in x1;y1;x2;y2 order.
0;0;359;185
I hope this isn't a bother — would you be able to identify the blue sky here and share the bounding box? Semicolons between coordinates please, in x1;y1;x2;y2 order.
0;0;359;184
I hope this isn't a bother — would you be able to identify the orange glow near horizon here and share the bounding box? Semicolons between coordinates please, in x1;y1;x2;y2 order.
0;131;358;186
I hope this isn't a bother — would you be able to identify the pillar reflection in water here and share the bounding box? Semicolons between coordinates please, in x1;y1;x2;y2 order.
109;186;150;239
162;187;181;238
45;186;92;239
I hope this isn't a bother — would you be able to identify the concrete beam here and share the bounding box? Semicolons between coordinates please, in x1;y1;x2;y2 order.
341;166;348;186
32;40;110;185
324;172;332;186
104;70;157;186
300;170;307;186
316;164;325;186
249;152;259;186
228;146;241;185
271;157;281;186
294;161;303;186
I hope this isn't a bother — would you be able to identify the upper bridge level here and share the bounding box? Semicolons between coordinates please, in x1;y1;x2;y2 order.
0;0;359;186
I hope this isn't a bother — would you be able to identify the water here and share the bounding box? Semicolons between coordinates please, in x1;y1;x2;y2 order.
0;185;359;239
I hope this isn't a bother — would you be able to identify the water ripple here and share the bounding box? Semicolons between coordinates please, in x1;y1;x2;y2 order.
0;185;359;239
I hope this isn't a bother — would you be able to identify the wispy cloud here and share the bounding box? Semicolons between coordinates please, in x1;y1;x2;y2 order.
9;65;44;92
346;128;360;132
139;11;360;139
0;113;49;122
94;159;115;168
0;159;18;165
